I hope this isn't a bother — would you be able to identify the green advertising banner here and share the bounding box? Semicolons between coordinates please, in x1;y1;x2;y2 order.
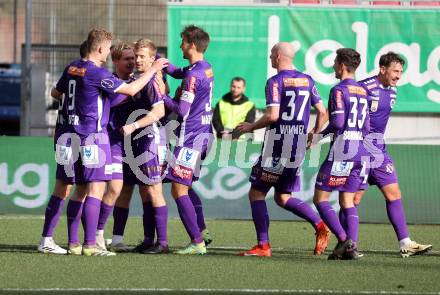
0;137;439;224
167;6;440;112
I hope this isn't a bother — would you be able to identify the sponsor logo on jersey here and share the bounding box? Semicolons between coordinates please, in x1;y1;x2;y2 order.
328;176;347;186
101;79;115;89
205;68;214;78
283;77;309;87
189;76;197;93
260;171;280;184
347;85;367;96
68;66;86;77
172;165;193;180
272;82;279;102
335;90;343;108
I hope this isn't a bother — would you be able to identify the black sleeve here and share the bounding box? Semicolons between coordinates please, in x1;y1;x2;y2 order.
245;105;256;123
212;102;224;138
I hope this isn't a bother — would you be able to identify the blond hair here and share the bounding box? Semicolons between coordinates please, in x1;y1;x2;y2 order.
111;41;132;61
133;38;157;57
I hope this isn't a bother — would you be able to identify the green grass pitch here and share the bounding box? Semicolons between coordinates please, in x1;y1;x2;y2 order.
0;216;439;294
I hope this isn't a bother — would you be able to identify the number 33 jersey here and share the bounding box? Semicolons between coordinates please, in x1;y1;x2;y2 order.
327;78;370;162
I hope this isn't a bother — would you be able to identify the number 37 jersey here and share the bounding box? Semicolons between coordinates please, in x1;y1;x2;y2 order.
265;70;322;158
328;78;370;162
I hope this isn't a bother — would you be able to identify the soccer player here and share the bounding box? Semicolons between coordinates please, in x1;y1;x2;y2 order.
38;40;88;254
120;38;169;254
236;42;329;257
51;28;167;256
93;42;136;251
312;48;369;260
163;25;214;255
349;52;432;258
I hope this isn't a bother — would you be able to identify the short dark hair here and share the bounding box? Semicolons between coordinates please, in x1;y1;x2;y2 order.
79;40;88;58
180;25;210;53
231;77;246;86
335;48;361;73
379;52;405;68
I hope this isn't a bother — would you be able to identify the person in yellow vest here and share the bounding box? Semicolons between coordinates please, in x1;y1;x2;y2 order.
212;77;256;139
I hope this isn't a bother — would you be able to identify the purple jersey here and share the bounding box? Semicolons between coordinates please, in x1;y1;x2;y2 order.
359;76;396;152
174;60;214;148
264;70;321;161
107;75;136;141
326;79;370;162
55;59;125;136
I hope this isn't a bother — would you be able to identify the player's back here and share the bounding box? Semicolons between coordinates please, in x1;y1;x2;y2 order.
176;60;214;147
265;70;321;160
58;59;122;136
329;78;369;162
270;70;319;134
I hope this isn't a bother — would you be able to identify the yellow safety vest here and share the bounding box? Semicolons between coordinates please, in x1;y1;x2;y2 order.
219;99;254;130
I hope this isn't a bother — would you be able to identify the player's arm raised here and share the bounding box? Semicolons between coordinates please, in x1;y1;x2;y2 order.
115;58;168;96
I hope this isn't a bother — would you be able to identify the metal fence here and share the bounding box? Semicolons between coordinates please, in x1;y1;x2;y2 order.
1;0;168;136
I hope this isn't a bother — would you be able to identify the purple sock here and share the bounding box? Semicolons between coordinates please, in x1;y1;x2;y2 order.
316;201;347;242
66;200;83;245
176;195;202;244
154;205;168;247
83;196;102;246
42;195;65;237
113;206;129;236
339;208;347;232
343;207;359;245
386;199;409;241
283;197;321;230
251;200;270;245
142;202;155;245
189;189;207;232
97;202;114;231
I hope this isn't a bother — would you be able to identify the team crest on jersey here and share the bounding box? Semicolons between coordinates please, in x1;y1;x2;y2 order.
390;99;396;109
371;100;379;112
101;79;115;89
80;145;99;166
262;157;284;175
55;144;72;165
176;147;199;169
331;161;353;177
